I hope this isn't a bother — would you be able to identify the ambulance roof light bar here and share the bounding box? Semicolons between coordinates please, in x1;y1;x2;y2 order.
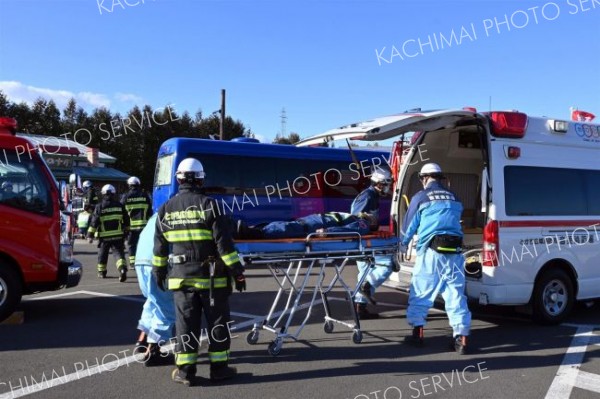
489;111;528;138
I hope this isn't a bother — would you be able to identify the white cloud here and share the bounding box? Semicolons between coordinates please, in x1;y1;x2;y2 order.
115;92;145;104
0;81;115;110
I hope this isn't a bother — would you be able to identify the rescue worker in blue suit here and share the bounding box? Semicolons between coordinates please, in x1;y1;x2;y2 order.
351;167;393;319
236;212;372;239
400;163;471;354
134;213;176;366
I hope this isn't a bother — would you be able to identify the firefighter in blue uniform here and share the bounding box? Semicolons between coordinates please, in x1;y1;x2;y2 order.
400;163;471;354
121;176;153;268
351;167;393;319
87;184;130;282
153;158;246;387
236;212;372;239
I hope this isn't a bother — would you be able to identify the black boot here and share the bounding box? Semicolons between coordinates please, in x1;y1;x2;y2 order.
144;343;172;366
404;326;424;347
98;270;107;279
119;267;127;283
450;335;468;355
133;331;147;356
237;220;264;239
355;303;379;319
210;363;237;382
360;281;377;305
172;365;196;387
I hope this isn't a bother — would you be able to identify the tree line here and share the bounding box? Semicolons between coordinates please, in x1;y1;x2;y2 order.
0;91;301;190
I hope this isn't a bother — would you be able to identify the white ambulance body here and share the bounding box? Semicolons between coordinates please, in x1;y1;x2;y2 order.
298;109;600;324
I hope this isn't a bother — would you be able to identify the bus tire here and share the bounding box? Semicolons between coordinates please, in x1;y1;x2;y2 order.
0;265;23;323
532;269;574;325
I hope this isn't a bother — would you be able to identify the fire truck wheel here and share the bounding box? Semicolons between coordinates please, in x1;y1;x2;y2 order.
0;265;23;323
532;268;574;325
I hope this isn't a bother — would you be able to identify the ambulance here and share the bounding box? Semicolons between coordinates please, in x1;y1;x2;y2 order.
298;108;600;324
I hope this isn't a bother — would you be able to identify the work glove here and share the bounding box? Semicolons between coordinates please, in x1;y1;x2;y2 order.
153;267;168;291
232;267;246;293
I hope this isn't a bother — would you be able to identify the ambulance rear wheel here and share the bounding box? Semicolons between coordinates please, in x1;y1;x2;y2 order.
532;268;574;325
0;266;22;323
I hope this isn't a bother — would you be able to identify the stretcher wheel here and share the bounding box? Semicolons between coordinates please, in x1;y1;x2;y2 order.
323;321;334;334
246;330;259;345
352;330;363;344
268;340;282;356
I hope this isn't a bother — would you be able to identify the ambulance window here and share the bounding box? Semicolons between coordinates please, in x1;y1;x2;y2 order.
505;166;586;216
585;171;600;215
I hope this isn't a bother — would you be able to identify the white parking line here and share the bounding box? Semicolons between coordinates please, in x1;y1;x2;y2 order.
545;325;596;398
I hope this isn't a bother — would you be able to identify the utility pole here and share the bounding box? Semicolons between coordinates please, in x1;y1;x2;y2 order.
219;89;226;140
280;107;287;138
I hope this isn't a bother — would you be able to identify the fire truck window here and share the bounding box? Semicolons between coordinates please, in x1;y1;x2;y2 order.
0;151;52;216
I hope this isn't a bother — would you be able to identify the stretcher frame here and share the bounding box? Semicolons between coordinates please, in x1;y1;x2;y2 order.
236;231;399;356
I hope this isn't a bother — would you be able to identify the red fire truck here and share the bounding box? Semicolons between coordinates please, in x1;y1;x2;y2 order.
0;117;82;322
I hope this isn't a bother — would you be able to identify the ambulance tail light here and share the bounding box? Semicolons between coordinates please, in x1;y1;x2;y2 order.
482;220;499;267
489;112;528;138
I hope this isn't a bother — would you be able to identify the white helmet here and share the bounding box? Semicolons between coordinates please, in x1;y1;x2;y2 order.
83;180;93;189
127;176;141;186
176;158;205;180
419;163;443;177
101;184;116;195
370;167;392;185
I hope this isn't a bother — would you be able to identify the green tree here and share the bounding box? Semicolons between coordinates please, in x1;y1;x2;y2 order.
273;132;301;145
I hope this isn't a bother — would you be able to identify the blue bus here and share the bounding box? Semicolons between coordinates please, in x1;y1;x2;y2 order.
153;138;391;226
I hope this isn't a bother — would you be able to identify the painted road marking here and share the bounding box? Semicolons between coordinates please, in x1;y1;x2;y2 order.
545;325;599;398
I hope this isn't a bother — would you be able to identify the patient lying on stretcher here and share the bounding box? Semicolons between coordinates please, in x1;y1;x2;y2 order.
234;212;377;240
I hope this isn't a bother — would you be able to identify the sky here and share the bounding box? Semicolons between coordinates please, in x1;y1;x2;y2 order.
0;0;598;144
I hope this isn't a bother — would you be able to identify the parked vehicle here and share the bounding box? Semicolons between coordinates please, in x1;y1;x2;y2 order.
0;117;82;322
298;108;600;324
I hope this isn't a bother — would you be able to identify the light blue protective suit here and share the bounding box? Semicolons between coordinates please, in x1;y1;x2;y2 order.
136;214;176;343
400;180;471;337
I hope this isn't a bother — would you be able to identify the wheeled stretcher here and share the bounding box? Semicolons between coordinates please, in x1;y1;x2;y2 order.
234;231;399;356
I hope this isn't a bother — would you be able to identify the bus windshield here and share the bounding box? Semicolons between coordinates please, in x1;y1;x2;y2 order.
154;153;175;187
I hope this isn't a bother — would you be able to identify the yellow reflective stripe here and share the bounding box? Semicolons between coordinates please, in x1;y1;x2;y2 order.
97;264;107;271
326;212;342;222
130;220;147;227
100;215;124;221
221;251;240;267
88;226;97;234
176;352;197;366
125;204;148;210
163;229;212;242
436;246;460;252
98;230;123;237
167;277;228;290
153;256;168;267
116;259;126;268
208;350;230;363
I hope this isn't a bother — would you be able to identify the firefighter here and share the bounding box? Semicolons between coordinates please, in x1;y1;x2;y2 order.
82;180;99;210
88;184;130;282
121;176;153;268
351;166;394;319
153;158;246;387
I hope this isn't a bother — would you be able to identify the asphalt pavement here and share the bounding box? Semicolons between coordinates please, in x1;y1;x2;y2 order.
1;240;600;399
